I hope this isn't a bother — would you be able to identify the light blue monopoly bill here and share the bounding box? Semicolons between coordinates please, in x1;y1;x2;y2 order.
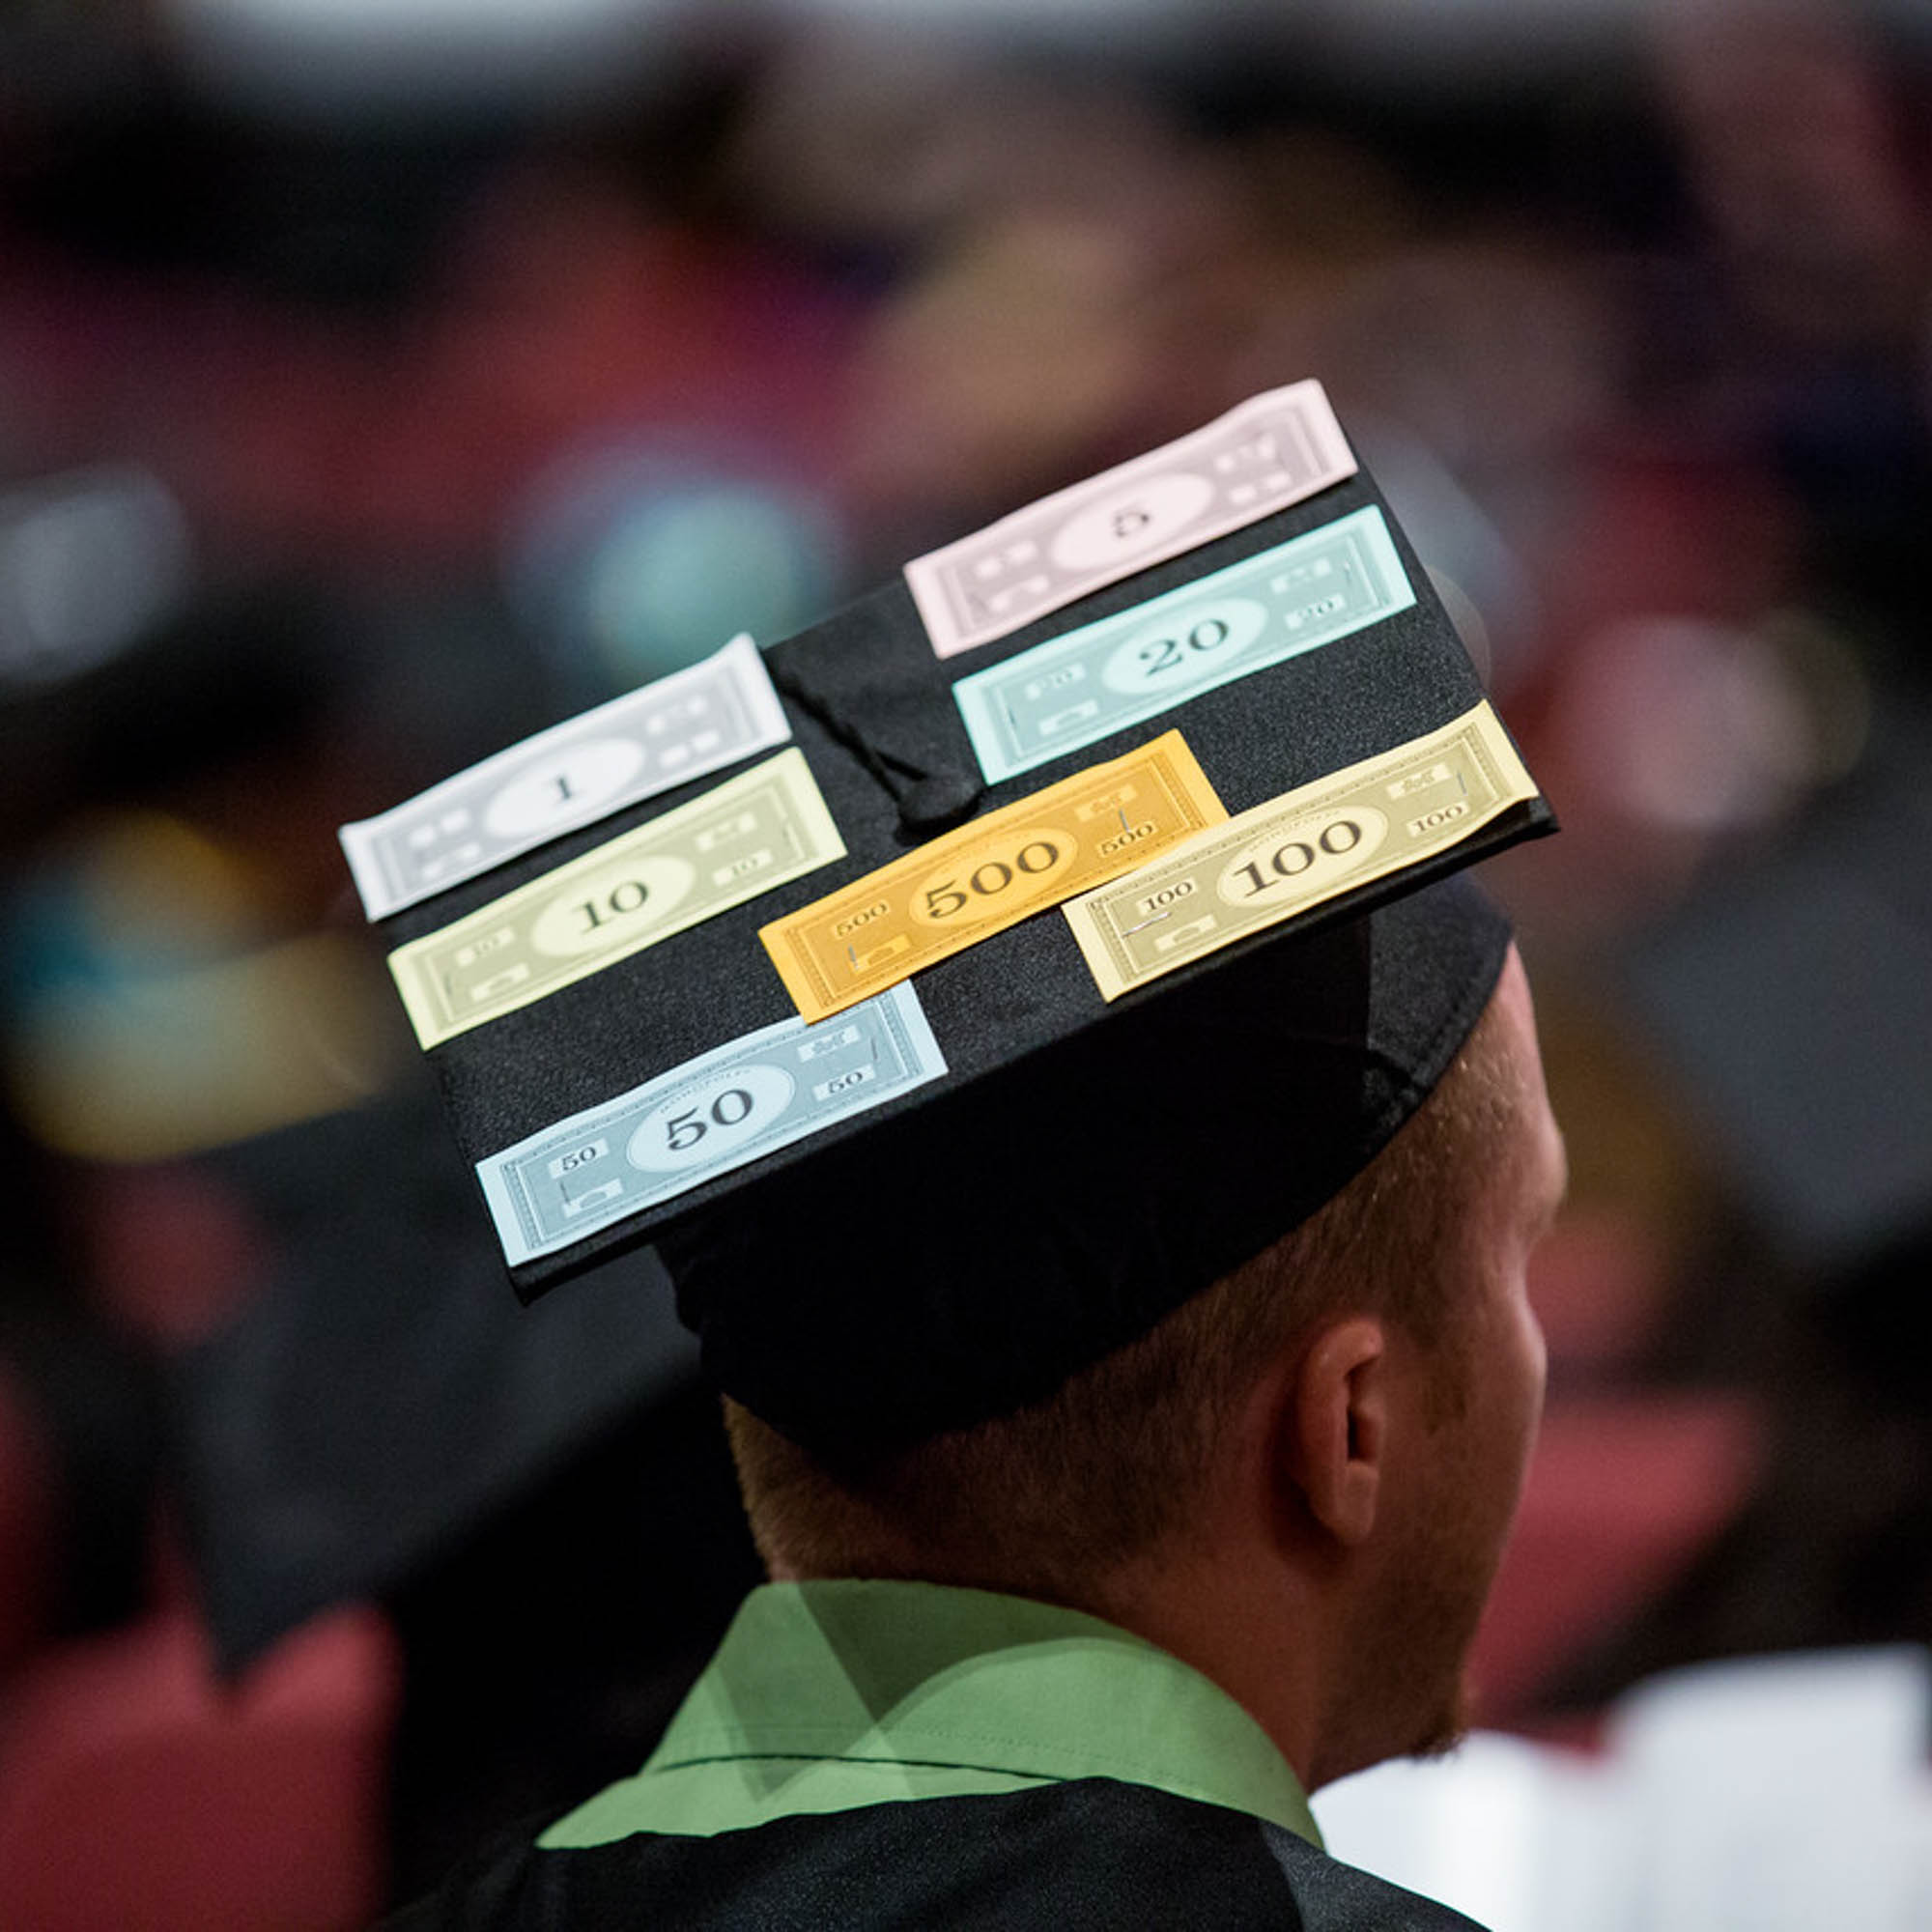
952;504;1416;785
477;982;946;1266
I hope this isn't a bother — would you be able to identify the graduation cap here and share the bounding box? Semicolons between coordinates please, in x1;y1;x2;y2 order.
342;384;1553;1453
1621;707;1932;1278
169;1078;714;1671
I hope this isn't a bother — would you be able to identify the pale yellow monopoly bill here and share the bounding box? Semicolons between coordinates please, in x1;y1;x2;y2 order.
390;748;843;1048
1063;702;1539;1002
760;729;1227;1025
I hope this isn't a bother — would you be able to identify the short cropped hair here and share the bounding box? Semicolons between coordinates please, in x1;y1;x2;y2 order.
725;980;1525;1605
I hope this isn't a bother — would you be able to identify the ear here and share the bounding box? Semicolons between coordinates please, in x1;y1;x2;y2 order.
1279;1317;1389;1548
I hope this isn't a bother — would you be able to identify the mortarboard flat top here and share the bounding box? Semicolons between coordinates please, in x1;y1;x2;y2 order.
347;384;1554;1450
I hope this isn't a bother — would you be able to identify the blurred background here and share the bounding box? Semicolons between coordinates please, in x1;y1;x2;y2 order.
0;0;1929;1923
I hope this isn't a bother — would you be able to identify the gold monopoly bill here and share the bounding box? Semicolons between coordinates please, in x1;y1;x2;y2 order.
760;729;1227;1025
390;748;844;1048
1064;702;1539;1002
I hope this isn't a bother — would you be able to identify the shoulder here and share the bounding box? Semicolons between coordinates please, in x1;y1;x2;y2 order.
384;1780;1489;1931
1262;1816;1490;1930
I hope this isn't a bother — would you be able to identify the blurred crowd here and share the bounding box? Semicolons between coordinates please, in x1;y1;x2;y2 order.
1;1;1930;1922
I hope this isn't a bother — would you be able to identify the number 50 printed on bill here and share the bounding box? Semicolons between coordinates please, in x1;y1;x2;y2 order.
476;983;946;1265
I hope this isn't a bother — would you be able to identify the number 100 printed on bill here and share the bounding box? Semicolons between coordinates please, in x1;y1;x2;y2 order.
1063;703;1541;1001
476;983;947;1265
952;505;1416;785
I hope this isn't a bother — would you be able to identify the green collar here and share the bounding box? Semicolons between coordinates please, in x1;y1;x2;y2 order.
544;1579;1320;1851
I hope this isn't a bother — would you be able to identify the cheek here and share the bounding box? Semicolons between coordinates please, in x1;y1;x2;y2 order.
1469;1282;1548;1532
1509;1293;1548;1460
1484;1291;1546;1499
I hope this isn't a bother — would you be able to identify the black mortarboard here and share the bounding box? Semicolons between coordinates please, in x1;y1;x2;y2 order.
1621;708;1932;1277
169;1078;713;1669
349;386;1553;1453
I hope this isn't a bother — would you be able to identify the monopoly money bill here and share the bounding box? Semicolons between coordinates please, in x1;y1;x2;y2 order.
760;729;1225;1024
1064;703;1539;1000
952;504;1415;784
477;983;946;1264
340;632;788;919
390;747;842;1047
906;382;1355;657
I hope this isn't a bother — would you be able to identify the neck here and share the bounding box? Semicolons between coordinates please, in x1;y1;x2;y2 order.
1096;1540;1343;1791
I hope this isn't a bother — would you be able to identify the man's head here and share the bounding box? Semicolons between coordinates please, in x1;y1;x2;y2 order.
725;942;1564;1788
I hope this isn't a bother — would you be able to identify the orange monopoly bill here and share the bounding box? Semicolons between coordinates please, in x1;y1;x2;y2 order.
760;730;1227;1024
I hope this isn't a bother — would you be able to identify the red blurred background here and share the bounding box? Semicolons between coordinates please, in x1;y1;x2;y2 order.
2;1;1930;1922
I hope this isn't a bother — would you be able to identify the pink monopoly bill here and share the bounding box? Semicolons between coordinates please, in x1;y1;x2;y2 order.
904;380;1357;661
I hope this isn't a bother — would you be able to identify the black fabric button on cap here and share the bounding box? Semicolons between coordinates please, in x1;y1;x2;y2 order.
895;770;985;837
